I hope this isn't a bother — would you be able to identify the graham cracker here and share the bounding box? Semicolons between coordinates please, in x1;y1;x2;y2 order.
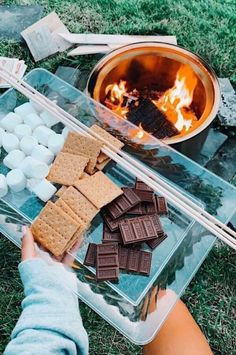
65;227;85;252
55;198;88;228
62;132;102;174
59;186;99;224
96;158;111;171
31;201;79;256
74;171;123;209
91;125;124;163
56;185;67;197
47;152;88;185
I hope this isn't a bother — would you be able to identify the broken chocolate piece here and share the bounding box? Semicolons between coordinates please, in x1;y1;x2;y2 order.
119;215;158;245
151;214;165;237
102;224;122;243
84;243;97;267
127;201;156;215
135;178;153;192
146;234;167;249
106;188;141;219
154;196;168;215
132;189;154;202
101;210;126;231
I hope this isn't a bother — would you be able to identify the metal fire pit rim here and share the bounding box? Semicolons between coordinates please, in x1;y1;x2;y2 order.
86;41;221;145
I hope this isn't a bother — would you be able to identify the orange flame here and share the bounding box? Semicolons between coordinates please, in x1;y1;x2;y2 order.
155;65;198;132
105;80;129;116
104;65;198;136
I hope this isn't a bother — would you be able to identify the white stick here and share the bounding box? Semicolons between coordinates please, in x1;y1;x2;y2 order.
59;33;177;45
68;45;112;56
0;66;235;250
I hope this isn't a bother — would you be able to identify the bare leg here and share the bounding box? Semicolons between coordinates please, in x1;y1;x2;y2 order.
143;299;213;355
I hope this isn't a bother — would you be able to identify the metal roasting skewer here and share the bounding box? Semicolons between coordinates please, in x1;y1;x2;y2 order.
0;65;235;250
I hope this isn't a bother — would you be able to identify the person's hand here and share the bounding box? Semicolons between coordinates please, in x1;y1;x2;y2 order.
21;226;39;261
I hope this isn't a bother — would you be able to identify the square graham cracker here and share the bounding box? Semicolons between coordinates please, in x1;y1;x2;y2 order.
31;201;80;256
62;132;102;174
55;198;89;229
47;152;88;185
58;186;99;224
74;171;123;209
91;125;124;163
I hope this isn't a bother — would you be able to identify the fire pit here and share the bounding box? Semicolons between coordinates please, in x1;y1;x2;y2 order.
87;42;220;157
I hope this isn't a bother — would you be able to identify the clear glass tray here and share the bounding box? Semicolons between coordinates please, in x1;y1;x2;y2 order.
0;69;235;344
0;87;197;304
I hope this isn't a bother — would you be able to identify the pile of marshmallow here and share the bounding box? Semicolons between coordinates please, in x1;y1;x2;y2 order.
0;101;69;202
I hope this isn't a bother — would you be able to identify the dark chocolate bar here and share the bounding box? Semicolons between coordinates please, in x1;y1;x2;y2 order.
102;224;122;244
119;215;158;245
127;202;156;215
146;234;167;249
101;210;125;231
97;243;118;255
106;188;141;219
132;189;154;202
119;246;152;275
151;214;164;237
154;196;168;215
118;246;129;269
96;243;119;282
84;243;97;267
96;268;119;282
135;178;153;192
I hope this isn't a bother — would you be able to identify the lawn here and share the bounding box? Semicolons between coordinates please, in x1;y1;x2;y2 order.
0;0;236;354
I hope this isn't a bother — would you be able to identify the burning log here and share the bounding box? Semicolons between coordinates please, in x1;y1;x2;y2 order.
127;99;179;139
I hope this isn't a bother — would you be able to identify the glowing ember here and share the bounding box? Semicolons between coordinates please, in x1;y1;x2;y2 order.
155;65;198;132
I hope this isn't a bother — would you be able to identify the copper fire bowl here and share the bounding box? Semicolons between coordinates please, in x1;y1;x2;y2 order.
86;42;221;145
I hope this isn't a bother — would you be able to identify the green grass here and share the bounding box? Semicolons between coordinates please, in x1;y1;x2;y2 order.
0;0;236;354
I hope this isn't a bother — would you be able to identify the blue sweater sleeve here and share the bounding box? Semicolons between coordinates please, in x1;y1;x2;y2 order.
4;258;89;355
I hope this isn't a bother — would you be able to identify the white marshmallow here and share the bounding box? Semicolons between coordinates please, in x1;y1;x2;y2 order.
40;110;60;127
24;113;43;130
48;134;64;155
31;145;54;165
0;174;8;197
20;136;38;155
0;127;5;147
14;124;32;140
29;100;43;113
32;179;57;202
6;169;26;192
33;125;55;146
1;112;23;132
26;178;42;192
2;133;19;153
14;102;37;118
20;156;49;179
62;126;70;138
3;150;25;170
